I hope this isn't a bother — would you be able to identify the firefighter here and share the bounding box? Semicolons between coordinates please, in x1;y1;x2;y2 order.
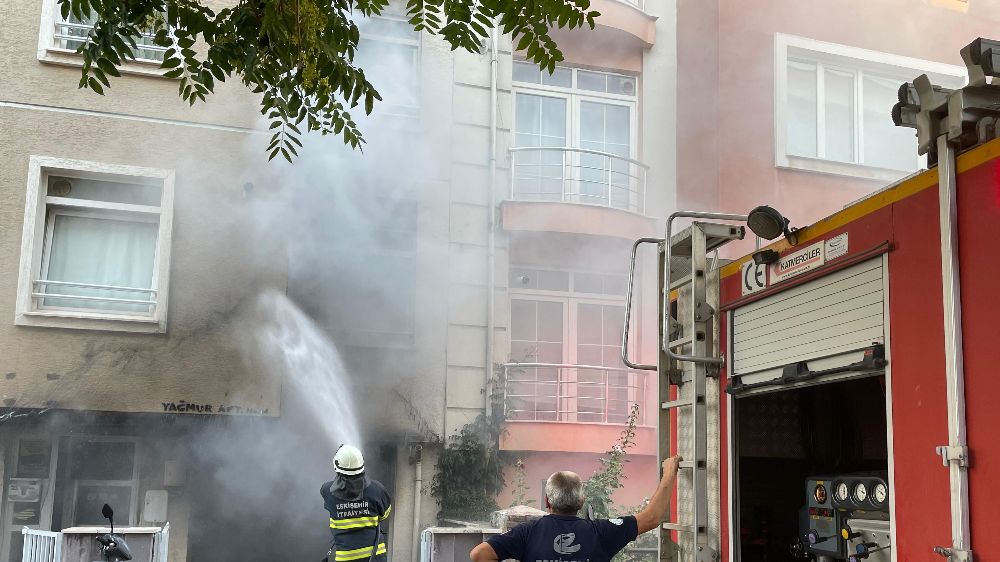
470;456;682;562
321;445;393;562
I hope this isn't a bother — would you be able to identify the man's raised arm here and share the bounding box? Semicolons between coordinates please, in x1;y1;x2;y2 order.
635;455;682;534
470;541;500;562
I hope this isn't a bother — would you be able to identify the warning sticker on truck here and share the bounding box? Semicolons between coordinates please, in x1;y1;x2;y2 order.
825;233;848;260
771;241;825;282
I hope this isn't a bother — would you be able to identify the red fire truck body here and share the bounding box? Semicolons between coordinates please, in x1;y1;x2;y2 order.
705;138;1000;562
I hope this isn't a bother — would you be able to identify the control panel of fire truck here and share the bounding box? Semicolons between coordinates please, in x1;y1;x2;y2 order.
792;475;891;562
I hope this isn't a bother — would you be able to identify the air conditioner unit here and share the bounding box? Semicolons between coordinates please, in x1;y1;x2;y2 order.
57;525;169;562
420;527;501;562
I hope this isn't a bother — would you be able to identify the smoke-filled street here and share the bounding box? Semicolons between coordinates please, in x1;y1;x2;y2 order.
1;1;999;562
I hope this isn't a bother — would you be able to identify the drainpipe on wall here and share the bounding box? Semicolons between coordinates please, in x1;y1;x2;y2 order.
485;25;499;412
411;445;423;562
932;134;972;562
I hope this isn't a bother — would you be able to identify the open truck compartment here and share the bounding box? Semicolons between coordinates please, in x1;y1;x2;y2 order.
734;376;889;562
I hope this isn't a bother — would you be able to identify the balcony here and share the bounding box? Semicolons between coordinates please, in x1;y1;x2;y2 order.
499;362;656;455
503;362;649;425
509;147;648;215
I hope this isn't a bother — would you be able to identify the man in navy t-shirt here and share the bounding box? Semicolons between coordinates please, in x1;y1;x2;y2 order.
470;456;682;562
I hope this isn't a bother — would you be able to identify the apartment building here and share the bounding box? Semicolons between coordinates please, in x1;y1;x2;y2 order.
493;0;671;511
0;0;295;559
676;0;1000;256
0;2;674;562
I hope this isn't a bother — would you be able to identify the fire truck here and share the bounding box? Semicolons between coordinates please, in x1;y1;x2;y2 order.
619;38;1000;562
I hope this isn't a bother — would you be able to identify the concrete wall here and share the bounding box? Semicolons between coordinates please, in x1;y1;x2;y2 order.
0;0;284;415
677;0;1000;255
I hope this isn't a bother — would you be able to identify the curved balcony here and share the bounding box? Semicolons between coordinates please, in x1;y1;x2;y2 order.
499;362;656;455
502;362;649;425
509;147;649;215
593;0;655;47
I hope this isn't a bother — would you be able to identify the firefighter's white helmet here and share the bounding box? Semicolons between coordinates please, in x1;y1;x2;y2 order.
333;445;365;476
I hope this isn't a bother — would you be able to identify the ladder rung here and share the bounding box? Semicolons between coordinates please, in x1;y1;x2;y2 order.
672;274;692;288
661;398;693;410
668;335;692;349
662;522;695;532
678;461;696;469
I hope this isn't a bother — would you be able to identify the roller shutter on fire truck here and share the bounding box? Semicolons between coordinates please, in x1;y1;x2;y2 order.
731;258;885;388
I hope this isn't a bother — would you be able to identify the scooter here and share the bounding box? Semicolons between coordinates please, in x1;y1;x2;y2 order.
95;504;133;562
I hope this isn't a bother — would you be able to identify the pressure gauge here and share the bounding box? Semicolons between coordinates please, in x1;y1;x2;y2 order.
835;482;850;503
872;482;888;505
852;482;868;504
814;483;827;504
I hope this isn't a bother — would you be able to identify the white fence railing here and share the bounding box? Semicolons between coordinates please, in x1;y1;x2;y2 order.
509;147;649;214
21;528;60;562
503;362;648;425
152;523;170;561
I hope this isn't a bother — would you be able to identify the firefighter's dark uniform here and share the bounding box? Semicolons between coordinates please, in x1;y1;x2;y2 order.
321;475;393;562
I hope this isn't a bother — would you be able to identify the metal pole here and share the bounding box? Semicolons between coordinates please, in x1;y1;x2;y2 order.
562;150;568;203
622;238;664;370
604;370;610;423
606;156;613;207
485;23;498;419
935;134;972;561
411;446;423;562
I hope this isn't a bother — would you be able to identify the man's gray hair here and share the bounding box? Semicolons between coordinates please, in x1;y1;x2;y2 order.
545;471;585;514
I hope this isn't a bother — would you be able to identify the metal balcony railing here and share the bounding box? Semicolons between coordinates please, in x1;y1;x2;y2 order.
502;362;648;425
509;147;649;214
32;279;157;313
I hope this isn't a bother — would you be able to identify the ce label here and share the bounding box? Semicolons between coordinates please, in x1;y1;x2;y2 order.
741;260;767;296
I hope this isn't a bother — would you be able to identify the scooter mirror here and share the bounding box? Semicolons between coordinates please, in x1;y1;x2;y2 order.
102;504;115;532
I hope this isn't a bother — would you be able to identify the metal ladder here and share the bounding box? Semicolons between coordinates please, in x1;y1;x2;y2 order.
623;212;746;562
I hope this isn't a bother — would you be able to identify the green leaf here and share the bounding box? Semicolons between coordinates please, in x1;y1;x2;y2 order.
96;57;120;77
160;57;181;69
93;68;110;88
163;68;184;78
87;76;105;95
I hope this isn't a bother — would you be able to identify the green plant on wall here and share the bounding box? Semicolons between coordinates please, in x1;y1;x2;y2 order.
431;364;508;521
581;403;657;562
509;458;536;507
582;402;640;519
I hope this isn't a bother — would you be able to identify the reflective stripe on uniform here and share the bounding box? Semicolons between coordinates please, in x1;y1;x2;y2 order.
334;543;387;561
380;505;392;520
330;516;379;529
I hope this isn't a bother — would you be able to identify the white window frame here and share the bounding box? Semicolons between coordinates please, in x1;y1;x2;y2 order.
15;156;175;333
512;64;639;160
63;436;140;528
507;266;637;369
507;277;645;426
36;0;172;77
774;33;966;181
356;14;422;116
512;64;641;211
